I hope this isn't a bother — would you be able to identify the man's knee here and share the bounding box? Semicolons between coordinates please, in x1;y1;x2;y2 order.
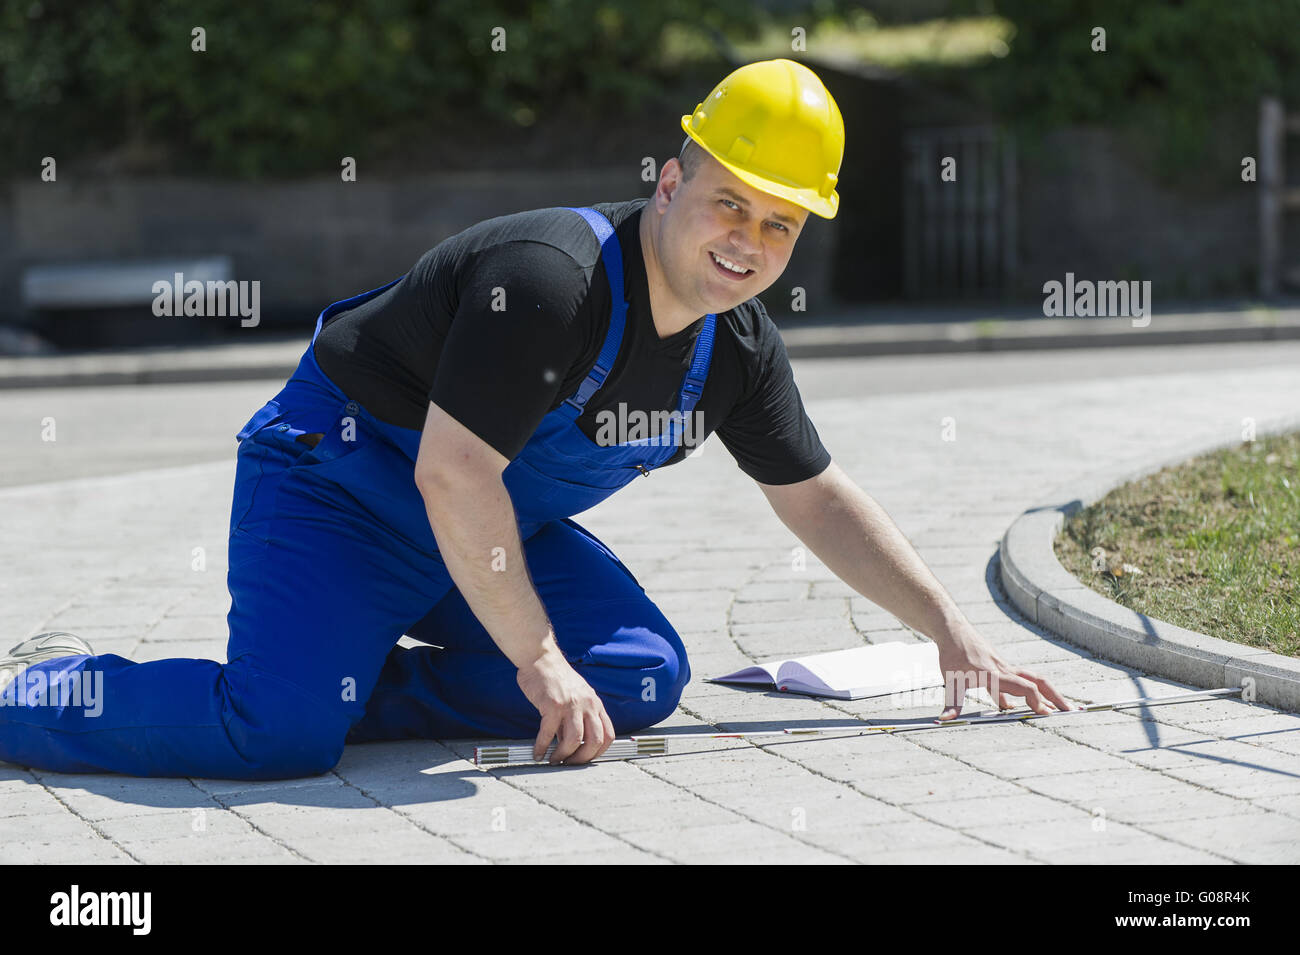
591;625;690;732
222;666;352;778
234;729;344;779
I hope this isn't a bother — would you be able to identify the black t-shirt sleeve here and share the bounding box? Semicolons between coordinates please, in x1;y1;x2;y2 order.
715;310;832;485
427;241;589;460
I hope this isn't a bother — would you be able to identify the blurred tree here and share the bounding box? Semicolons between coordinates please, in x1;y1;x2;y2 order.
950;0;1300;182
0;0;757;177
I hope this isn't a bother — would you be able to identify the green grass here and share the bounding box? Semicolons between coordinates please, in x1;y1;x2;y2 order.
1054;431;1300;657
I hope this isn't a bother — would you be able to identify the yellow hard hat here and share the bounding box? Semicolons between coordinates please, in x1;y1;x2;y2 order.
680;58;844;219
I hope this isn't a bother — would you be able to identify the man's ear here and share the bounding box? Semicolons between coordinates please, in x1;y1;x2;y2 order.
654;158;683;211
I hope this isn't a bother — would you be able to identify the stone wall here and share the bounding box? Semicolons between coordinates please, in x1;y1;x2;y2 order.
0;168;840;343
1015;126;1258;300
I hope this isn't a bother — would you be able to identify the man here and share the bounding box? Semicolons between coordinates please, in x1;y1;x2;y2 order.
0;59;1073;780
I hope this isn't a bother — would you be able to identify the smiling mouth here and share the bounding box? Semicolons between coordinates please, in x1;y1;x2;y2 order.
709;250;754;279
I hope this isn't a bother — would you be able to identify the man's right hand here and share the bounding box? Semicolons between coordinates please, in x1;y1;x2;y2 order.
516;647;616;765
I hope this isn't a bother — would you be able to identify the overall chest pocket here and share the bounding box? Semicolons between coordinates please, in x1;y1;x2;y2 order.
502;454;639;523
237;398;377;475
287;405;379;478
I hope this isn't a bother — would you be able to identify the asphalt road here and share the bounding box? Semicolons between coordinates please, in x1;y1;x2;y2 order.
3;339;1299;488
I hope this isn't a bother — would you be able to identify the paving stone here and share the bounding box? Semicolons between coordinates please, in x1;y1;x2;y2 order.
1100;789;1257;824
983;630;1083;658
957;745;1135;779
232;806;426;844
694;786;917;831
911;723;1080;755
1045;721;1214;752
396;797;596;839
44;604;164;628
641;743;814;773
1069;679;1211;706
961;817;1154;854
66;636;141;657
729;598;849;625
0;809;99;842
1152;699;1274;723
1175;712;1300;736
1139;813;1300;863
799;819;975;857
1250;793;1300;818
1051;838;1231;864
780;746;966;779
733;581;815;603
292;829;479;864
191;774;350;797
451;824;632;861
862;843;1033;864
566;797;743;833
1249;733;1300;756
1015;767;1208;803
1159;765;1300;799
0;837;137;864
218;783;379;812
1120;738;1295;772
94;806;258;842
911;792;1091;828
852;769;1025;803
122;835;302;865
620;820;806;858
146;616;230;641
513;779;692;812
497;848;669;864
133;639;226;662
686;844;853;864
0;783;65;817
164;594;235;617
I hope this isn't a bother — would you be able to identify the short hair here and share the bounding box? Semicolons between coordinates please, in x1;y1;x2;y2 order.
677;136;705;181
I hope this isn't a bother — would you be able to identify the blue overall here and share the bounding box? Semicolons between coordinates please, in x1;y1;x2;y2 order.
0;208;715;779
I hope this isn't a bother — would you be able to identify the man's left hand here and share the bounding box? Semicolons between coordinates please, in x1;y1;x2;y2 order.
935;626;1078;721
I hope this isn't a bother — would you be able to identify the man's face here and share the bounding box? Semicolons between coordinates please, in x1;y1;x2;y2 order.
651;150;809;316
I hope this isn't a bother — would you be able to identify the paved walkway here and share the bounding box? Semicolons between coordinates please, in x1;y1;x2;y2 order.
2;348;1299;863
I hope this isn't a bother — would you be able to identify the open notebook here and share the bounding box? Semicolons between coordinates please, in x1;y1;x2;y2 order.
707;642;944;700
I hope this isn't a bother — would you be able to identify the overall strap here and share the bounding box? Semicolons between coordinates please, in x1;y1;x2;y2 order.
677;312;717;418
313;274;406;341
559;207;628;420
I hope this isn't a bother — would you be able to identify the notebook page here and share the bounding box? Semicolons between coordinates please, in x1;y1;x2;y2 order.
779;643;941;695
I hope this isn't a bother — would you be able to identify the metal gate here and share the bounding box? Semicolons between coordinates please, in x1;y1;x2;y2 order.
1258;96;1300;295
903;125;1017;298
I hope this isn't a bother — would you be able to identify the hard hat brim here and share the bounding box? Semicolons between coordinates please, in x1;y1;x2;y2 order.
680;116;840;220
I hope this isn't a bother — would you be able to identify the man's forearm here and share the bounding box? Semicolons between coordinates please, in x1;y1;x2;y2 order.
770;464;972;651
417;472;557;669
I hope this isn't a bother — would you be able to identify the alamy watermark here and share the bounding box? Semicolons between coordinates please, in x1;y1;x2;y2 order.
1;668;103;717
152;272;260;327
1042;272;1151;327
50;885;150;935
593;403;706;451
889;666;1001;709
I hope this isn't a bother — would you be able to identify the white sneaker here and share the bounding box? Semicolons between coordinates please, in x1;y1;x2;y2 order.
0;631;95;695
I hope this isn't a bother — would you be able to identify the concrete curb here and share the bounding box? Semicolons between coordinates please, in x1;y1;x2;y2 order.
0;339;304;389
999;413;1300;713
2;309;1300;388
780;311;1300;359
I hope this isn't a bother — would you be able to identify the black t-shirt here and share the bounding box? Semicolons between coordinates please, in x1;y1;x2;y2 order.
312;198;831;485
